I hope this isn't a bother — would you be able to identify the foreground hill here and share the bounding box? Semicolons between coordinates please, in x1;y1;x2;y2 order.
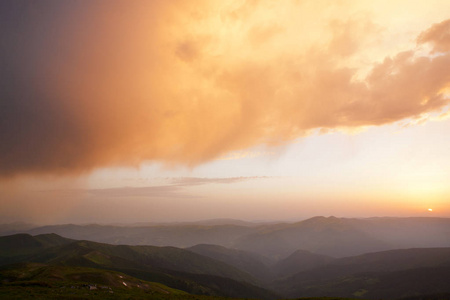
30;240;257;283
10;216;450;259
0;262;233;299
0;234;277;299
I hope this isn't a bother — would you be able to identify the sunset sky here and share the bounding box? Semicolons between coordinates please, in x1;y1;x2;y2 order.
1;0;450;224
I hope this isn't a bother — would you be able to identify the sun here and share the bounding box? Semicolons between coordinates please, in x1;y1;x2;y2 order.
428;208;433;212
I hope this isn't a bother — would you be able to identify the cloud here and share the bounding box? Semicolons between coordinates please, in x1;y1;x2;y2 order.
87;186;193;198
41;176;268;198
417;19;450;52
1;1;450;178
169;176;269;186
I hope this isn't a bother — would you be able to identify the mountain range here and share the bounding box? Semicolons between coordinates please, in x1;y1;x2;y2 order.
1;216;450;299
3;216;449;260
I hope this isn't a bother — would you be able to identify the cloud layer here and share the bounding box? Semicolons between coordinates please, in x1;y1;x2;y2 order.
41;176;265;199
1;0;450;178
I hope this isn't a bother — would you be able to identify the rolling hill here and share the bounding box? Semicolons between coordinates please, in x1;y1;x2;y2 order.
0;233;73;265
0;262;233;299
0;234;278;299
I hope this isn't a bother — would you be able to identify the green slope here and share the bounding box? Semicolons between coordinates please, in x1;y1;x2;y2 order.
31;239;258;283
4;233;450;300
0;234;278;299
0;262;234;299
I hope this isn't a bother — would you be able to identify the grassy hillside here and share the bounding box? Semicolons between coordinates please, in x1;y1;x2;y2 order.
0;234;278;299
30;239;259;283
0;262;235;299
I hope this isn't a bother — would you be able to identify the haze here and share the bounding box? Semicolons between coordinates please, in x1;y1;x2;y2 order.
1;0;450;224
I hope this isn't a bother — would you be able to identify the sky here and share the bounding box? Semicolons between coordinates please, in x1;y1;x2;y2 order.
1;0;450;224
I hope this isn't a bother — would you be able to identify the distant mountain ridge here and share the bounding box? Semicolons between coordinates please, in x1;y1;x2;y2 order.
6;216;449;260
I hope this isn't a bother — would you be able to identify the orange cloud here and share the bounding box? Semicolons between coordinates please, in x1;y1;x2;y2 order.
1;1;449;178
417;19;450;52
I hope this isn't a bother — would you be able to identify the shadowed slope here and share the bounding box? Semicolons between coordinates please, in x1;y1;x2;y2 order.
274;247;450;299
187;244;274;281
274;249;335;278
